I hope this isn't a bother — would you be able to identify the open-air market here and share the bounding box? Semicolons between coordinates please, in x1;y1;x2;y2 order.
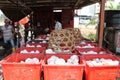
0;0;120;80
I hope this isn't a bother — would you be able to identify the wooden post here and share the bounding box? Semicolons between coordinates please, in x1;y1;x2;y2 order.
98;0;106;48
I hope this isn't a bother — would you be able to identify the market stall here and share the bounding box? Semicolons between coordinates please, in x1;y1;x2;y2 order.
0;28;120;80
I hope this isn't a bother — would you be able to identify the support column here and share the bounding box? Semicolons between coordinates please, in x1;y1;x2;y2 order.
98;0;106;47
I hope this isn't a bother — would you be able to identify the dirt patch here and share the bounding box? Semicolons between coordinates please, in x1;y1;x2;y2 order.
74;25;97;37
80;28;96;36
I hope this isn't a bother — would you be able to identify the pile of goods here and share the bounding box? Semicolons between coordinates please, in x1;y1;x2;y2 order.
80;51;106;54
45;48;71;54
20;49;40;54
26;44;42;47
75;44;95;48
45;49;55;54
47;55;79;65
34;34;49;41
20;58;40;63
86;58;119;66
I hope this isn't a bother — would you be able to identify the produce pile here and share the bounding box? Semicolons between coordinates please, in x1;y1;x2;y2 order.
20;58;40;63
26;44;42;47
45;49;71;54
34;34;49;41
47;55;79;65
86;58;119;66
75;44;95;48
79;51;106;54
20;49;40;54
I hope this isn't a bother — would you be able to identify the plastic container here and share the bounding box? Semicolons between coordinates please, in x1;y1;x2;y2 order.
14;47;45;54
117;67;120;80
43;54;84;80
0;53;43;80
116;57;120;79
76;47;112;55
81;54;119;80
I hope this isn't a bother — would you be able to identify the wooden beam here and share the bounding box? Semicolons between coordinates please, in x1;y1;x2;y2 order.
98;0;106;47
8;0;31;10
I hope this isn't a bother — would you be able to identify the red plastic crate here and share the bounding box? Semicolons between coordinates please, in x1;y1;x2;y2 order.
43;54;84;80
116;58;120;79
81;54;120;80
0;54;43;80
76;47;112;55
14;47;45;54
117;66;120;80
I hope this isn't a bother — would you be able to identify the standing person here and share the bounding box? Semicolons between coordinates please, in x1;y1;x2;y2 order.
44;27;50;34
1;19;15;52
14;22;25;48
24;21;31;42
54;19;62;30
18;23;25;47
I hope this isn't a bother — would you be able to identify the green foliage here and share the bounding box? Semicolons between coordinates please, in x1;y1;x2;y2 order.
86;0;120;27
106;0;120;10
117;5;120;10
86;33;96;41
86;16;98;27
108;0;115;10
